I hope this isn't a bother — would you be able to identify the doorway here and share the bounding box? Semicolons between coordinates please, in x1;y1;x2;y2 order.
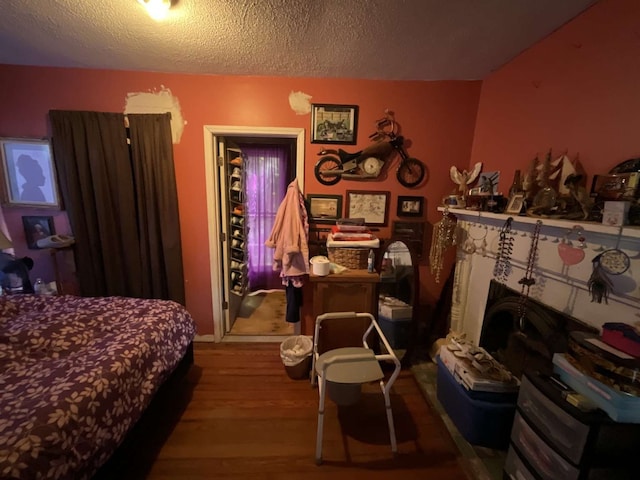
204;126;305;342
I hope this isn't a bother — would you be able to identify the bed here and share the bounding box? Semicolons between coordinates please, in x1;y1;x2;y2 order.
0;294;196;479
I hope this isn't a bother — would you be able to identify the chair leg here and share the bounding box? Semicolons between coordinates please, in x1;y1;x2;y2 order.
315;376;326;465
381;381;398;453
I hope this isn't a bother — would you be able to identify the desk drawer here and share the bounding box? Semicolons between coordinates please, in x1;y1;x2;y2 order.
518;375;589;464
511;412;579;480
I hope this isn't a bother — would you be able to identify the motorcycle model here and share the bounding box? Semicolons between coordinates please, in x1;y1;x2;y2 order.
313;111;426;188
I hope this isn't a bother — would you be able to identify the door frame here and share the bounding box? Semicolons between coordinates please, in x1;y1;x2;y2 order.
204;125;305;342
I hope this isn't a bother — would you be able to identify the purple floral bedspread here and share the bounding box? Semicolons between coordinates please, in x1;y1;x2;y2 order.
0;295;196;479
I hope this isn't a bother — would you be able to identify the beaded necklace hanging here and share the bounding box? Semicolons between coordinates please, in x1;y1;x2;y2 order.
493;217;515;283
517;220;543;329
429;209;457;283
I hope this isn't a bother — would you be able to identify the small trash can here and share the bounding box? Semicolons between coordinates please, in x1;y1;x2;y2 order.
280;335;313;380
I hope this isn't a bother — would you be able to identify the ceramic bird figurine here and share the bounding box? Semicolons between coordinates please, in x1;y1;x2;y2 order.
450;162;483;196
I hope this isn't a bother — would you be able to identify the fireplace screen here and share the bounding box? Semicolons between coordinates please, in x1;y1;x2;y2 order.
479;281;597;379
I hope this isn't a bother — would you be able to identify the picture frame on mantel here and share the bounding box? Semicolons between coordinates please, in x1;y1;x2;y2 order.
311;104;358;145
0;137;60;208
505;193;525;215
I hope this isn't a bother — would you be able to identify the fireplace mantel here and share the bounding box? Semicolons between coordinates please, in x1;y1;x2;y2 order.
438;207;640;239
440;207;640;344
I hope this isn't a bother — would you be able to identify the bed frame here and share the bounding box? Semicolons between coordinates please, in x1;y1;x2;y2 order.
93;342;195;478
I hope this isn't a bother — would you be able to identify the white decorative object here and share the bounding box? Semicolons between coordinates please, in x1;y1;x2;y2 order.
450;162;483;196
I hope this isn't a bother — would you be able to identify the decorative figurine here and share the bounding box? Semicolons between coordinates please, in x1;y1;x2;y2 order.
450;162;482;204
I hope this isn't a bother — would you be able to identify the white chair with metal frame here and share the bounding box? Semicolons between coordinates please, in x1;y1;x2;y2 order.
311;311;401;465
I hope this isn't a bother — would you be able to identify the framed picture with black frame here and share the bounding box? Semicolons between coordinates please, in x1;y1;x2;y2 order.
0;137;60;208
307;194;342;223
397;195;424;217
311;104;358;145
22;215;55;249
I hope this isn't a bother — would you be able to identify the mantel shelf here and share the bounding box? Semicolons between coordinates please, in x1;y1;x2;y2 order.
437;207;640;240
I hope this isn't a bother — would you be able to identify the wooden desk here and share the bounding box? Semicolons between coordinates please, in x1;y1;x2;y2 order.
310;269;380;353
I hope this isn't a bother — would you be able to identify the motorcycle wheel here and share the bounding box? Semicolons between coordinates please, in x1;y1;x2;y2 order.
314;155;342;186
397;158;426;188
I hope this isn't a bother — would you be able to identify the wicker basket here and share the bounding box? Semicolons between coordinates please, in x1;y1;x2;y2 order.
327;247;369;269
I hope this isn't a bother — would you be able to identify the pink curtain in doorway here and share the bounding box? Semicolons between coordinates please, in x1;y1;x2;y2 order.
242;145;290;291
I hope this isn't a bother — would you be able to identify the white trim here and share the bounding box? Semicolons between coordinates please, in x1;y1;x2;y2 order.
222;335;292;343
193;334;216;343
203;125;305;342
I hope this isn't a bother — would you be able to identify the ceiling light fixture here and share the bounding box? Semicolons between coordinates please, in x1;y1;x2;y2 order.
138;0;172;21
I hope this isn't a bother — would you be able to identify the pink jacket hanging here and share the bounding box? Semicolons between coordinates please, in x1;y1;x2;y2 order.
265;179;309;281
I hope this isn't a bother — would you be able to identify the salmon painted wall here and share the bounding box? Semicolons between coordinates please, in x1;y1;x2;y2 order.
471;0;640;188
0;65;481;335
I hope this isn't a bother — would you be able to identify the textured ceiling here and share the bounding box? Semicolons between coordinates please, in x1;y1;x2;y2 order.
0;0;597;81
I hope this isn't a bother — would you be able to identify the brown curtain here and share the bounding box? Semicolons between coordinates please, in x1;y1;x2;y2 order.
49;110;185;304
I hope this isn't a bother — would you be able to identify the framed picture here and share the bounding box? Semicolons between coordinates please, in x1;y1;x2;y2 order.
307;194;342;223
346;190;390;226
311;104;358;145
475;171;500;195
22;215;55;249
0;138;60;208
590;172;639;200
397;195;424;217
504;193;525;215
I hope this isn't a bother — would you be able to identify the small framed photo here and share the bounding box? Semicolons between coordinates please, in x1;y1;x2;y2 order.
22;215;55;249
307;194;342;223
311;104;358;145
504;193;525;215
397;195;424;217
0;138;60;208
346;190;390;226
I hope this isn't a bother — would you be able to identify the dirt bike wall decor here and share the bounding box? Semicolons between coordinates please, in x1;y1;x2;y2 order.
313;110;427;188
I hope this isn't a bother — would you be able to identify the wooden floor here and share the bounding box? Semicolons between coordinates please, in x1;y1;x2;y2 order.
229;290;294;336
110;343;473;479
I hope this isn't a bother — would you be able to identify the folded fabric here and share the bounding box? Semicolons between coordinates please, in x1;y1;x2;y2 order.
603;322;640;342
330;231;375;240
331;224;368;233
326;234;379;248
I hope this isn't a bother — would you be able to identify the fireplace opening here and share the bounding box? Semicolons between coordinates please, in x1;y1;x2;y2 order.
479;281;597;379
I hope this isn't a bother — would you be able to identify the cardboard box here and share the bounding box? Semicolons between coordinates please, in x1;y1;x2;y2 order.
378;297;412;319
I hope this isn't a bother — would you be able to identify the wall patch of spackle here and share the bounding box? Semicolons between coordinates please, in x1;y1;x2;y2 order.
288;91;312;115
124;86;186;144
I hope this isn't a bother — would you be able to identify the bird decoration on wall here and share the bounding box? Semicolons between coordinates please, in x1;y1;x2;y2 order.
450;162;483;197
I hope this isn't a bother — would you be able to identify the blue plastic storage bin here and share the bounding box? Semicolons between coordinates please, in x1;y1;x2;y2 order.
553;353;640;424
436;357;517;449
377;314;411;349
